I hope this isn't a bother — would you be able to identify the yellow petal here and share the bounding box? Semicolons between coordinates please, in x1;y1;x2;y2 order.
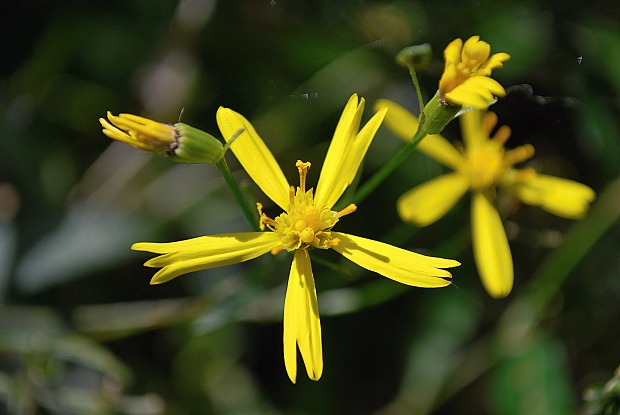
315;94;386;209
216;107;290;210
446;77;505;109
132;232;282;284
443;38;463;65
463;35;490;62
471;192;513;298
283;250;323;383
460;109;487;150
439;63;459;94
479;52;511;74
374;99;465;170
468;76;506;96
332;232;459;287
397;173;470;226
515;174;596;219
445;88;488;109
100;115;162;152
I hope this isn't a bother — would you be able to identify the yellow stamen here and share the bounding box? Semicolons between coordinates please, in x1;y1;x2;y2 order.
288;186;295;207
260;161;352;252
271;246;285;255
328;238;341;247
257;202;277;231
513;167;537;182
296;160;311;194
492;125;511;147
500;166;537;186
504;144;535;166
337;204;357;218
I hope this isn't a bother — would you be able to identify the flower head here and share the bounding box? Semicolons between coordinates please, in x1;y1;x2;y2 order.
133;94;460;382
375;99;596;298
100;112;224;164
438;36;510;109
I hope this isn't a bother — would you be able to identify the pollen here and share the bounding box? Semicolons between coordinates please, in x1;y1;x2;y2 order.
259;161;346;253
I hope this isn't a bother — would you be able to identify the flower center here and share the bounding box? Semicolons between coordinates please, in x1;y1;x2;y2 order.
463;125;536;191
465;143;505;190
258;160;356;254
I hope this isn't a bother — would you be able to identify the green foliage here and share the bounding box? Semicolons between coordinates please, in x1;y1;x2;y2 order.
2;0;619;413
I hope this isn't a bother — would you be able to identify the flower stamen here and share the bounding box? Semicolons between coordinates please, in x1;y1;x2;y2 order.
504;144;535;166
337;204;357;218
296;160;311;194
258;161;351;253
257;202;277;231
491;125;511;147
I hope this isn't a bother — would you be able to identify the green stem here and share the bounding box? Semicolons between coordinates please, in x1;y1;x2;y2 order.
216;158;260;231
408;63;425;112
352;128;427;204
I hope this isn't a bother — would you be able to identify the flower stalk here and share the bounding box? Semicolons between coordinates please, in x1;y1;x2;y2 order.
215;157;260;231
396;43;432;112
352;128;427;205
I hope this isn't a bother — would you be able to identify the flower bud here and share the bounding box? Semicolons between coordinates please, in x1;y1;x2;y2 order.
396;43;433;69
100;112;224;164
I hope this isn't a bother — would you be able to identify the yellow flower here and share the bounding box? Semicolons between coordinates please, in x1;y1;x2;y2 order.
100;112;225;164
438;35;510;108
375;99;596;298
133;95;460;383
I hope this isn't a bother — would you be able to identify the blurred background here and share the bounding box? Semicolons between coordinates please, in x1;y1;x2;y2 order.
1;0;619;414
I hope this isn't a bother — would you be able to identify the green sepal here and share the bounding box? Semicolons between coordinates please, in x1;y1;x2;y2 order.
169;123;224;164
418;91;461;135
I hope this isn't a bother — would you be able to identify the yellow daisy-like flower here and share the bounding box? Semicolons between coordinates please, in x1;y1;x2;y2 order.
438;35;510;108
133;94;460;382
375;99;596;298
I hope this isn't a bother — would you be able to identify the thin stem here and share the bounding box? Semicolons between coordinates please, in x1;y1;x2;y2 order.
352;128;427;204
216;158;260;231
408;63;425;112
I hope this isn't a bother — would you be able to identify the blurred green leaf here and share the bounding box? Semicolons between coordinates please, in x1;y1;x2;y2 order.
376;289;482;414
14;202;154;294
492;331;574;415
0;307;132;386
74;298;208;340
52;335;133;386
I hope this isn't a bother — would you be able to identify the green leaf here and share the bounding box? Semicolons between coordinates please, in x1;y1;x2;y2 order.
492;331;574;415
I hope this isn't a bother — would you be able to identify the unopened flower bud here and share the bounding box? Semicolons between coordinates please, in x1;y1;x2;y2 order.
396;43;433;69
100;112;224;164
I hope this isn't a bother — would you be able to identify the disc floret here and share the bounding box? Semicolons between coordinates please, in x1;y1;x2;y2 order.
258;160;356;253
